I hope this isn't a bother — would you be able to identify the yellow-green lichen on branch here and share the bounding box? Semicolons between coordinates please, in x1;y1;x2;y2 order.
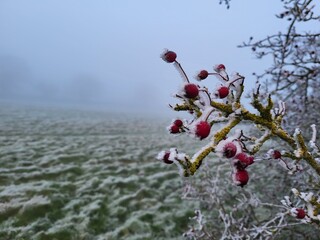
189;145;215;176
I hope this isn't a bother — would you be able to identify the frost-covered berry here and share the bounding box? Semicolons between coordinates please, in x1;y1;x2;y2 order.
223;142;237;158
246;156;254;165
235;152;247;161
195;121;211;140
197;70;209;80
296;208;306;219
157;151;173;164
173;119;183;127
161;50;177;63
217;86;229;98
169;124;180;134
215;64;226;72
272;150;282;159
233;169;249;187
163;152;173;164
184;83;199;98
234;153;254;169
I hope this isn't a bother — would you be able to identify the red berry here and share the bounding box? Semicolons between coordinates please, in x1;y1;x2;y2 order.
296;208;306;219
217;86;229;98
223;142;237;158
197;70;209;80
184;83;199;98
161;50;177;63
234;153;254;169
195;121;211;140
173;119;183;127
163;151;173;164
233;170;249;187
157;151;173;164
272;150;282;159
234;153;248;168
216;64;226;71
246;156;254;165
170;124;180;134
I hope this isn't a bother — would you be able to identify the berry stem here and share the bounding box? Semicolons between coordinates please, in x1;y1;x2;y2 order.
226;75;245;88
208;72;228;82
280;158;293;171
199;89;212;106
203;108;215;122
174;61;190;83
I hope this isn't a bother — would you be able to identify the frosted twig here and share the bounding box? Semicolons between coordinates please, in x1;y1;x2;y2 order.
174;61;190;83
309;124;320;152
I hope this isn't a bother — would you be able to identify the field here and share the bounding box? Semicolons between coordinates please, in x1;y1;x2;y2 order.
0;104;202;240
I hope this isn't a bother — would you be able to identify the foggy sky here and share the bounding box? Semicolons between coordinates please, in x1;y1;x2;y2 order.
0;0;287;115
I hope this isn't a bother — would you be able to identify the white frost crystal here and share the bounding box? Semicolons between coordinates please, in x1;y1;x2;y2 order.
292;188;299;196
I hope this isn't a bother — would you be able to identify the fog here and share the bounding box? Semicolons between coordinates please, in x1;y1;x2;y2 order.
0;0;286;116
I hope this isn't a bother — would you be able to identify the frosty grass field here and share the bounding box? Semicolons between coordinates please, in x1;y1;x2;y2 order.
0;103;203;240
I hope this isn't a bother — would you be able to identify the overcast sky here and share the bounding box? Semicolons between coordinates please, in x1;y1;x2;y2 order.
0;0;287;116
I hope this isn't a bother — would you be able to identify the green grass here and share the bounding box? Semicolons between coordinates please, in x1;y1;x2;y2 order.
0;106;202;239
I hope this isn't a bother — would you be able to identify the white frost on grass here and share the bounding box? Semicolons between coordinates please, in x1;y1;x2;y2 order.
76;177;100;194
0;197;25;214
0;195;50;215
98;175;140;189
0;105;200;239
146;171;177;181
18;195;50;214
0;181;52;197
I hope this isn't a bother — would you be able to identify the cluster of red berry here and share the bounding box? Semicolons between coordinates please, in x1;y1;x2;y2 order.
159;49;255;187
161;50;231;101
168;118;211;140
217;140;254;187
161;50;240;142
197;65;230;99
162;51;200;99
158;50;310;224
169;119;184;134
